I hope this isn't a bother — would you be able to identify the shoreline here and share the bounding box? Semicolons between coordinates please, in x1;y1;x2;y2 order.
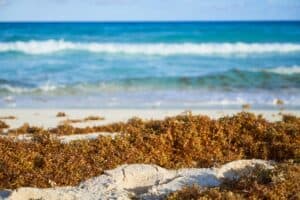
1;108;299;130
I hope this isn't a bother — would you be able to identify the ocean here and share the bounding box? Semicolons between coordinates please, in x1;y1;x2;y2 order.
0;22;300;109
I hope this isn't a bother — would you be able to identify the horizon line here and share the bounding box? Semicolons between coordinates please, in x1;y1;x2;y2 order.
0;19;300;23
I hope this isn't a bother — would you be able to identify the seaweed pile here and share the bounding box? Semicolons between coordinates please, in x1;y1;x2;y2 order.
0;112;299;191
56;112;66;117
0;116;16;120
61;115;105;124
0;120;9;130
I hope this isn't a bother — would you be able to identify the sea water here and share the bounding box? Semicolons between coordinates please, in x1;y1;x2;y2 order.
0;22;299;109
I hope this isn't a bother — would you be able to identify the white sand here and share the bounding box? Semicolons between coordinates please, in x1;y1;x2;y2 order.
2;159;273;200
57;132;118;143
0;132;118;143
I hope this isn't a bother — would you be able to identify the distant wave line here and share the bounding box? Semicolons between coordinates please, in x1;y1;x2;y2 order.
1;40;300;55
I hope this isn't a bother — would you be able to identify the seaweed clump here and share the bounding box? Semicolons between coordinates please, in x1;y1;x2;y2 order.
8;123;45;136
0;120;9;130
84;116;105;121
0;112;299;189
0;116;16;120
56;112;66;117
60;115;105;124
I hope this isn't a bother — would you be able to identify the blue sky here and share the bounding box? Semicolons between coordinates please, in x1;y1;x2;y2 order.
0;0;300;21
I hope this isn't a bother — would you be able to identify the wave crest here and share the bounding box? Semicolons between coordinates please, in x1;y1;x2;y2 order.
263;65;300;75
1;40;300;55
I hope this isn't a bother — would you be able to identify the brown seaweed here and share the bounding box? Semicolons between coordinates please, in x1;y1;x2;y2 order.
0;112;299;190
56;112;67;117
0;120;9;130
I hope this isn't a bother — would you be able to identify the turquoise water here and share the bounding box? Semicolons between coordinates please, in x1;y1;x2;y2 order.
0;22;300;108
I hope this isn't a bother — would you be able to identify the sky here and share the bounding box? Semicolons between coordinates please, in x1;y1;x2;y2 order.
0;0;300;21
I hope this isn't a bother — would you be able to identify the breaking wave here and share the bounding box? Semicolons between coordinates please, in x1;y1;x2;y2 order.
262;65;300;75
1;40;300;55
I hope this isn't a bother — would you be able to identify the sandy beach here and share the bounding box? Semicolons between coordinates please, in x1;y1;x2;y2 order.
0;108;299;199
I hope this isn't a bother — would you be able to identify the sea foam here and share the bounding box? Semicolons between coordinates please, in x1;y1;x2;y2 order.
264;65;300;75
0;40;300;55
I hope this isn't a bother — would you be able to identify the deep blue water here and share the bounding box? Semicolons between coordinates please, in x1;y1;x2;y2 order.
0;22;300;109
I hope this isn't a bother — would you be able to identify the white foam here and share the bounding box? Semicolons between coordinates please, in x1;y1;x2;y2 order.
38;82;58;92
0;40;300;55
0;82;61;94
264;65;300;75
0;85;31;93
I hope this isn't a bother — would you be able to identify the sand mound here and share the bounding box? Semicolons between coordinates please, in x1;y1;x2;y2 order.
2;159;272;200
